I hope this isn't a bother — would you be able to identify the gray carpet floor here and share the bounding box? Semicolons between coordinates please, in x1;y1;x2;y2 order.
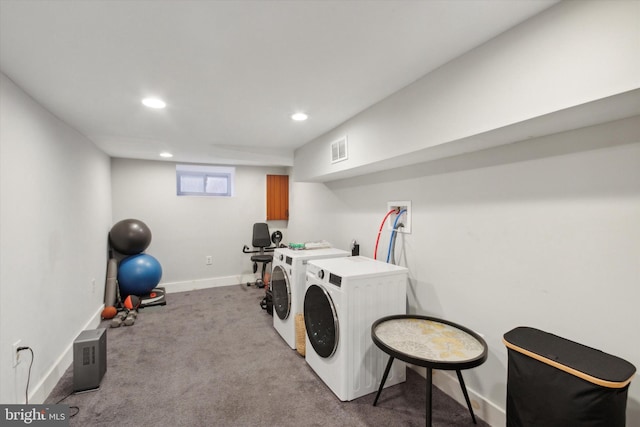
46;285;489;426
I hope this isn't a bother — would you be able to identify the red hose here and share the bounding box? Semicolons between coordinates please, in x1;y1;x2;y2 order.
374;209;397;260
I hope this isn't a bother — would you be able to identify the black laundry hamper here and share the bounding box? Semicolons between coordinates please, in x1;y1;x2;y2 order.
503;327;636;427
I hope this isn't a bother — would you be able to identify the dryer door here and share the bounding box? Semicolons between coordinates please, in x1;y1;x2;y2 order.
271;265;291;320
304;284;338;358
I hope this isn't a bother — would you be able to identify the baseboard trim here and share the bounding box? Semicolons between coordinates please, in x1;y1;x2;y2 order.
29;304;104;404
408;365;505;427
162;274;258;293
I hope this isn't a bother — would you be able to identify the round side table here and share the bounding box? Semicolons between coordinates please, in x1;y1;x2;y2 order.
371;315;488;427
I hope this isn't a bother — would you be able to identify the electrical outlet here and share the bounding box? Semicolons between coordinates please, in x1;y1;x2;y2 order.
206;256;213;265
387;201;412;234
12;340;22;367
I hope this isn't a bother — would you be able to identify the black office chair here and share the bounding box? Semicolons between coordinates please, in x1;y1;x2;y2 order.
244;223;274;288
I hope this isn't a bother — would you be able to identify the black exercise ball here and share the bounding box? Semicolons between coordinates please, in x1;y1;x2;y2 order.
109;219;152;255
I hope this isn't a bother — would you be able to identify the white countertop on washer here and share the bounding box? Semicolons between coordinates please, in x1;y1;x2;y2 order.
307;256;407;278
275;246;350;260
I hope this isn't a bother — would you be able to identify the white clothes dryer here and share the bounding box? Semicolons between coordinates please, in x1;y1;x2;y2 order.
303;256;408;401
271;247;350;349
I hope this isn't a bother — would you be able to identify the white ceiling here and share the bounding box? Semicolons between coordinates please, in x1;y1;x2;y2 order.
0;0;559;167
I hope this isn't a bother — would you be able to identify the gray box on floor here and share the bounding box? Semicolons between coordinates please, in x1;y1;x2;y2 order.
73;328;107;392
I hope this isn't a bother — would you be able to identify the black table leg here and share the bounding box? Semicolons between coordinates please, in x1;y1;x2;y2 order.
373;356;395;406
456;370;477;424
426;367;433;427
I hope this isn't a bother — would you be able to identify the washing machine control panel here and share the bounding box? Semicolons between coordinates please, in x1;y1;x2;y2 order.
308;266;342;287
329;273;342;287
286;256;292;265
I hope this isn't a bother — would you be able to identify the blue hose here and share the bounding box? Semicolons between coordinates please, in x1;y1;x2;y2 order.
386;209;406;263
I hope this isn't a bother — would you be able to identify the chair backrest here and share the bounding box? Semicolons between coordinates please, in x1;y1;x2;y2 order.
252;223;271;248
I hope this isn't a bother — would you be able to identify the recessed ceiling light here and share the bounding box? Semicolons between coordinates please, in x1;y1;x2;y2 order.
159;152;173;158
142;97;166;109
291;112;308;121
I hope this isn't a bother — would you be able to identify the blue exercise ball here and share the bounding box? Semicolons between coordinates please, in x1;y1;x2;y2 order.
118;254;162;297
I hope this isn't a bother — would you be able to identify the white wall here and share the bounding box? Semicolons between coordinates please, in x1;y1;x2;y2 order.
0;73;112;404
110;158;289;291
289;122;640;424
294;0;640;182
286;179;353;250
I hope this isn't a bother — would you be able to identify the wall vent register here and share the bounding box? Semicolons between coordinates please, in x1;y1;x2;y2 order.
331;135;348;163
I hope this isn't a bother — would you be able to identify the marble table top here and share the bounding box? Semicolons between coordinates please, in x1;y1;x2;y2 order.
373;317;485;363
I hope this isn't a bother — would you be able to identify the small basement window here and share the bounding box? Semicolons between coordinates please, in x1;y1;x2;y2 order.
176;164;235;197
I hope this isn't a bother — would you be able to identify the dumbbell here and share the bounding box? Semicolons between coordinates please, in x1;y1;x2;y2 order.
110;310;128;328
123;310;138;326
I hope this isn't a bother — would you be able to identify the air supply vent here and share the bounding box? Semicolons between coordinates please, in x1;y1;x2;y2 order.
330;136;348;163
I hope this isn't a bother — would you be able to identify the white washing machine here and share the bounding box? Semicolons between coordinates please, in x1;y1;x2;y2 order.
271;247;350;349
303;256;408;401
